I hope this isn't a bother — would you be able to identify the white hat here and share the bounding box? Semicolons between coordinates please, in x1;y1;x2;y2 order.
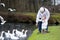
40;7;45;13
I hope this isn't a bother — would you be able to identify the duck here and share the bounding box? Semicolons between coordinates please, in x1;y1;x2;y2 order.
0;31;4;40
0;3;5;7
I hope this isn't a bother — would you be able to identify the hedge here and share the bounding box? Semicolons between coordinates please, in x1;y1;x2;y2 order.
0;12;60;25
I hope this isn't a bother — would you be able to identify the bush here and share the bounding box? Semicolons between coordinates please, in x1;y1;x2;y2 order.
14;14;32;23
0;12;60;25
48;13;60;25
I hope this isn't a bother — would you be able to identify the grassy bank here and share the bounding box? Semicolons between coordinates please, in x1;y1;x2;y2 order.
28;26;60;40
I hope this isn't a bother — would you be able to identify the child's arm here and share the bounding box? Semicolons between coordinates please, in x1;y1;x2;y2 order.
42;16;46;22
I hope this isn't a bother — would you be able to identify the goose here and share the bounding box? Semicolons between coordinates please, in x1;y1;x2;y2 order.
10;34;19;40
0;16;6;25
15;29;24;37
5;30;19;40
1;21;6;25
0;31;4;40
4;30;11;40
20;30;28;38
0;3;5;7
12;29;16;36
10;29;19;40
15;29;24;40
8;8;16;12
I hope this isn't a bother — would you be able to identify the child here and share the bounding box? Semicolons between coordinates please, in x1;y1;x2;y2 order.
41;15;47;33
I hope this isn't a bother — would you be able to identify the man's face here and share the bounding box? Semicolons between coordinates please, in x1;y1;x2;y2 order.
41;11;45;13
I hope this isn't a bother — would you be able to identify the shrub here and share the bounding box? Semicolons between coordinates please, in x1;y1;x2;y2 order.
0;12;60;25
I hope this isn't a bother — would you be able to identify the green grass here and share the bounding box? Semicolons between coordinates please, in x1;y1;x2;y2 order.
28;26;60;40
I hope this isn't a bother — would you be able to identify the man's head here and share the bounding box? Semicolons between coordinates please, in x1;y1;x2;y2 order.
40;7;45;13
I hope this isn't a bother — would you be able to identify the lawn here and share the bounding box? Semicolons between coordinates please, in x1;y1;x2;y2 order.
28;26;60;40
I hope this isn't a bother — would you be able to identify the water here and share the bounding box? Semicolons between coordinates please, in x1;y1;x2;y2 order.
0;23;36;40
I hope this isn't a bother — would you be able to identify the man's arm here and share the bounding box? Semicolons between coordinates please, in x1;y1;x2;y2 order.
36;9;40;26
46;9;50;21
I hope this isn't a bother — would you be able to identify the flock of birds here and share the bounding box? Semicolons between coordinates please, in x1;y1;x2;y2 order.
0;15;28;40
0;16;28;40
0;2;28;40
0;29;28;40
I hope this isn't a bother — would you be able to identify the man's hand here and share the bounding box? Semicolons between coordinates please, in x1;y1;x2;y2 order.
36;23;38;27
42;16;46;20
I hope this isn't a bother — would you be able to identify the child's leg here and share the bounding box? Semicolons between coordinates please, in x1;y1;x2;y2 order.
46;25;48;32
41;29;45;33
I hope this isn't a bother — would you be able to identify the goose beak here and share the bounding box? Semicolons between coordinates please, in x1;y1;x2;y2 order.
13;29;16;31
2;31;5;33
22;29;24;32
8;30;10;33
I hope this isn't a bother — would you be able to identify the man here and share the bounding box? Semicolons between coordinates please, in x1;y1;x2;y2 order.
36;7;50;33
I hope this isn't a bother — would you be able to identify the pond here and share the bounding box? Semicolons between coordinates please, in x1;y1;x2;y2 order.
0;23;36;40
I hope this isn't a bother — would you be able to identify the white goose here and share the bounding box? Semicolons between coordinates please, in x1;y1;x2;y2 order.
20;30;28;38
0;16;6;25
5;30;11;38
12;29;16;36
10;29;19;40
8;8;16;12
0;3;5;7
0;31;4;40
10;34;19;40
15;29;24;37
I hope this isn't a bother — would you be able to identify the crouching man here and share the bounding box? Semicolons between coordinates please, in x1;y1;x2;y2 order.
36;7;50;33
